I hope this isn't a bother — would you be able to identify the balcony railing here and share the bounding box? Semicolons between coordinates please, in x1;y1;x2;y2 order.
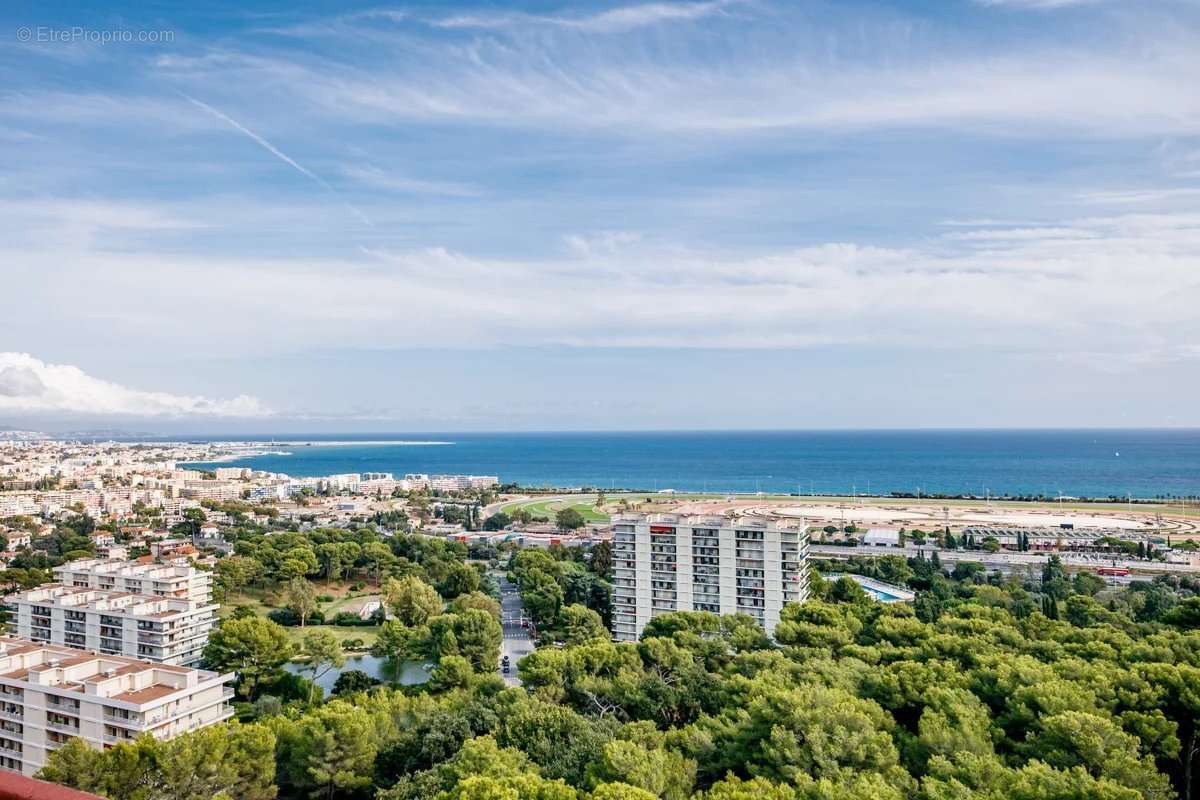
45;697;80;711
103;711;141;727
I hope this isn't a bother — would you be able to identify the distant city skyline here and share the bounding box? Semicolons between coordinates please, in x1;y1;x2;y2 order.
3;0;1199;431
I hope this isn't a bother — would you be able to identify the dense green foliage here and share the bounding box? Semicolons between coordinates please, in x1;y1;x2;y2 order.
222;527;482;596
38;721;277;800
43;545;1200;800
510;546;613;637
0;513;101;575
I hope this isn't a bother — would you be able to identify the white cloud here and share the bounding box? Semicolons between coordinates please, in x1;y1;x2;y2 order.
434;1;735;33
262;35;1200;139
974;0;1102;7
0;353;271;417
0;200;201;232
1076;187;1200;204
136;0;1192;141
0;200;206;253
255;8;409;38
3;202;1198;362
939;218;1041;227
941;226;1098;241
341;164;481;197
26;3;1185;145
563;230;643;257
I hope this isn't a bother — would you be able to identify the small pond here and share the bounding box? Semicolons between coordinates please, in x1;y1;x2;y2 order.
284;654;432;692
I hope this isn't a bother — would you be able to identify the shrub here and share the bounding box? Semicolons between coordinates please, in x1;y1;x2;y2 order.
251;695;283;718
332;669;379;695
267;608;326;627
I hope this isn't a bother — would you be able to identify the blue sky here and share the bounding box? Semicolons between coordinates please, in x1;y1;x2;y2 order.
2;0;1199;431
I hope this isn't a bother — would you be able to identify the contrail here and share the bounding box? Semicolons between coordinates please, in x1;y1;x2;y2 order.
178;92;372;226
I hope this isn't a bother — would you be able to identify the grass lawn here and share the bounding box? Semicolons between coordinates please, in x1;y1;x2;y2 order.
322;593;379;616
219;591;273;618
218;589;379;649
500;495;610;522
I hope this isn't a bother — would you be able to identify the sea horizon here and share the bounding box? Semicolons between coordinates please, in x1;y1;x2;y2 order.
168;429;1200;500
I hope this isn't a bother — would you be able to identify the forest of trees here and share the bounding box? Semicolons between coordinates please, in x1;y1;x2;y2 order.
214;524;492;600
34;539;1200;800
509;544;612;639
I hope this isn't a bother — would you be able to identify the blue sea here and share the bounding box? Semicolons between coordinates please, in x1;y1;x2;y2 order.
178;430;1200;499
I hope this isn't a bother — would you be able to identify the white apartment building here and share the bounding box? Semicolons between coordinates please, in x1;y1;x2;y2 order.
247;484;289;502
6;585;217;666
3;534;31;552
52;560;213;605
322;474;362;492
179;481;243;502
429;475;499;491
213;467;249;481
610;513;810;641
0;496;38;516
0;636;234;775
401;474;431;490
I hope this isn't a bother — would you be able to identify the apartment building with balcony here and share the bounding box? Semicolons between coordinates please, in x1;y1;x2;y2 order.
0;636;234;776
52;560;212;605
179;481;243;502
610;513;810;641
7;586;217;667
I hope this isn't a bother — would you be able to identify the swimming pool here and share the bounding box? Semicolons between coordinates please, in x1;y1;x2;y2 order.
822;573;916;603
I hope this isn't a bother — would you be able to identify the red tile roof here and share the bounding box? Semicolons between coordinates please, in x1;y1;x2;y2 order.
0;772;105;800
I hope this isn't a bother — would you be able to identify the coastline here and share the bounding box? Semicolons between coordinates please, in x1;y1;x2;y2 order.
148;430;1200;500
